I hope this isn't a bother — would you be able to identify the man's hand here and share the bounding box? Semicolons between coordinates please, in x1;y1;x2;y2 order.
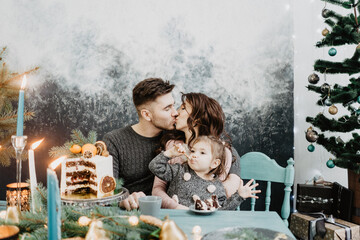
238;179;261;199
119;191;146;210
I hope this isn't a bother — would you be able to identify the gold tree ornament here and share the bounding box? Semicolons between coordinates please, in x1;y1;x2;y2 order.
322;28;329;36
160;219;188;240
328;105;338;115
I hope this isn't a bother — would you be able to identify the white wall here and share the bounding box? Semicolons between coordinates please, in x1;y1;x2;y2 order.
294;0;350;189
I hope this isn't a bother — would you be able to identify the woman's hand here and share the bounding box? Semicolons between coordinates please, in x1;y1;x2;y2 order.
237;179;261;199
119;191;146;210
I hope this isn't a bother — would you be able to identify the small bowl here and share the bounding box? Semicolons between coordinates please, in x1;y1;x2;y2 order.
0;225;20;240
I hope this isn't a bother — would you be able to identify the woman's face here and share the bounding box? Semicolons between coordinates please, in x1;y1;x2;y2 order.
175;100;192;131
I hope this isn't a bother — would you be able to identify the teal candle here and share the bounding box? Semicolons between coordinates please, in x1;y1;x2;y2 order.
16;89;24;136
47;168;61;240
16;76;26;136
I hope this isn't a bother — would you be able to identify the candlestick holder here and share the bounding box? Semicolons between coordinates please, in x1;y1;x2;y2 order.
6;182;30;211
11;135;27;210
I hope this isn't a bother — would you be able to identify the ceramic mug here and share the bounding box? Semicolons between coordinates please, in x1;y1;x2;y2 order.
138;196;162;217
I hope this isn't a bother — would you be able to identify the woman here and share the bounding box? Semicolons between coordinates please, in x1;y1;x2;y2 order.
152;92;241;209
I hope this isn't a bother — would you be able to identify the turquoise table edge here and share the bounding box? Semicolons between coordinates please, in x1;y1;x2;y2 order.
0;200;295;239
159;209;296;239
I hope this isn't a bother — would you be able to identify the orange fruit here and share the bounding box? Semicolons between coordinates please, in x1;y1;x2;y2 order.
81;143;97;157
100;176;116;194
70;144;82;154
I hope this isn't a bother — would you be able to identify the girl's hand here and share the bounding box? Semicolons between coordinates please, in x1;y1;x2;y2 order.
238;179;261;199
175;204;189;210
164;143;187;158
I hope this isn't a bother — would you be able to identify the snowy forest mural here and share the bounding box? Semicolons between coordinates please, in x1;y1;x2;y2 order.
0;0;293;212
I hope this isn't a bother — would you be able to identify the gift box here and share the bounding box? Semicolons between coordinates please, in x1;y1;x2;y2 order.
290;212;359;240
296;184;333;214
332;182;353;222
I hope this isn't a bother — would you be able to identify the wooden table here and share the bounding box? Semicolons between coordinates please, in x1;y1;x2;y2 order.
159;209;295;239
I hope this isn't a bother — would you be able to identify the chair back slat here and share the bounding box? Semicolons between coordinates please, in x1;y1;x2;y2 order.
265;181;271;211
250;180;256;211
239;152;294;227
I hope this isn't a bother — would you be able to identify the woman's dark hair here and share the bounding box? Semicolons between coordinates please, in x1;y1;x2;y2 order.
157;92;232;157
182;92;229;146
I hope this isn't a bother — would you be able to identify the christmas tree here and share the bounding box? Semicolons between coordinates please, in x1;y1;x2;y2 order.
306;0;360;173
0;47;38;166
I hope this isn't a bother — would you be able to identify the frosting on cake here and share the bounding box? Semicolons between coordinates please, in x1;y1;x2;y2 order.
60;155;114;198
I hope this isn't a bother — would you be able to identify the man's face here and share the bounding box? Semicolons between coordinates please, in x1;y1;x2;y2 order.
147;92;178;130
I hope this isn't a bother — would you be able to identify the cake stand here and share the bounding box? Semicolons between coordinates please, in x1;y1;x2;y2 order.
61;187;129;209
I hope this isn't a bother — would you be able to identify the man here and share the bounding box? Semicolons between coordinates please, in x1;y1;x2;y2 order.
103;78;178;210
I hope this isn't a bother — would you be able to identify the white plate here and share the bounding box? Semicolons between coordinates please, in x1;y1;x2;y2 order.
189;205;218;215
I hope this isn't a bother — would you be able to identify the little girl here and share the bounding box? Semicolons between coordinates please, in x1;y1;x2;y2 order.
149;136;260;210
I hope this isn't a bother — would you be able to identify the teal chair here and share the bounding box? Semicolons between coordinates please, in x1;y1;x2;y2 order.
239;152;295;227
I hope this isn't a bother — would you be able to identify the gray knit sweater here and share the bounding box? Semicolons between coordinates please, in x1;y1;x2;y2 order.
149;152;244;210
103;125;162;195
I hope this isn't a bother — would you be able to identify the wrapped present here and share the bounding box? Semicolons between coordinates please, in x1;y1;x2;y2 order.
290;212;359;240
296;184;333;214
332;182;353;222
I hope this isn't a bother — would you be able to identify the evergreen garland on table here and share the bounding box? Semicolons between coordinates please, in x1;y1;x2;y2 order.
0;47;38;166
306;0;360;173
0;182;160;240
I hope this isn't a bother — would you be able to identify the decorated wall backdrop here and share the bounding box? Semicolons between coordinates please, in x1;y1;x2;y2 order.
0;0;294;212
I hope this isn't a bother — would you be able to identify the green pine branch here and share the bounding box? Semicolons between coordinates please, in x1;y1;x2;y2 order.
0;181;162;239
314;50;360;75
316;133;360;173
48;145;73;159
321;0;358;9
0;47;38;167
49;129;100;158
306;113;360;132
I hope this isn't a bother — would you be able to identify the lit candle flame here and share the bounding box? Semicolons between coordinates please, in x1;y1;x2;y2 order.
31;138;44;150
21;75;27;90
49;156;66;170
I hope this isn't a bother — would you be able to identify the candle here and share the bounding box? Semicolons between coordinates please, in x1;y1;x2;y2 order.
28;139;44;212
47;156;65;240
16;76;27;136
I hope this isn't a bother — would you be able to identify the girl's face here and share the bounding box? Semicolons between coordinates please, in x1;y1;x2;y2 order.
188;140;218;174
175;100;192;131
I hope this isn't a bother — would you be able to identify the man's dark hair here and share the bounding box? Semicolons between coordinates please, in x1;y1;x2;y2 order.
132;78;175;108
